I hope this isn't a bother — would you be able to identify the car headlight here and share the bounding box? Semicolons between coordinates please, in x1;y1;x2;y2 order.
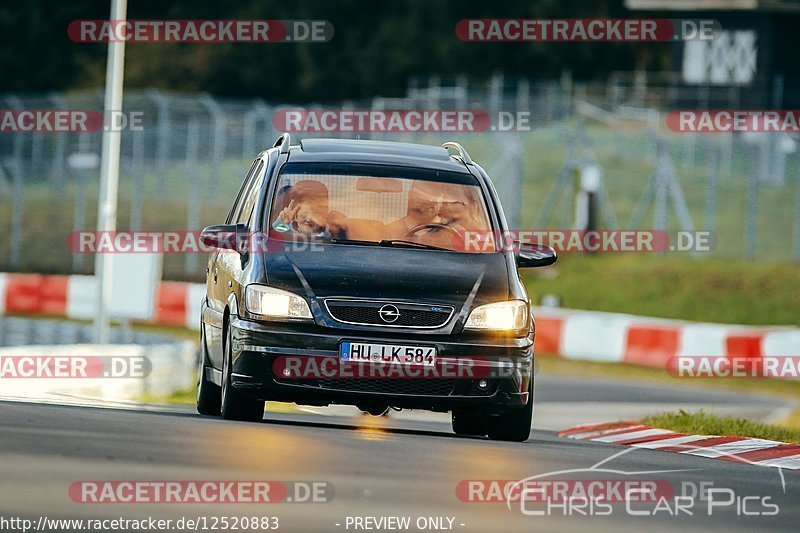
464;300;528;331
244;284;313;321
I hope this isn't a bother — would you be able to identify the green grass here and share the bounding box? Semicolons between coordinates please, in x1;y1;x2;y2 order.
777;407;800;431
139;386;196;405
642;410;800;444
131;322;198;341
525;254;800;325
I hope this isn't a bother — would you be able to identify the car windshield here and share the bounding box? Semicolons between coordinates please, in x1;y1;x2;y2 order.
266;163;496;252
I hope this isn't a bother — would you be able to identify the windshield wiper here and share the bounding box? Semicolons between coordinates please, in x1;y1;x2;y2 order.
378;239;449;251
328;238;380;246
329;237;449;251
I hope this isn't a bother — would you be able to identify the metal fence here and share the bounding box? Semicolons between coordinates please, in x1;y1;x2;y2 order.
1;72;798;280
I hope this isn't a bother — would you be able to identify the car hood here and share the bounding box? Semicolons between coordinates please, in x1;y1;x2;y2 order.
261;245;510;313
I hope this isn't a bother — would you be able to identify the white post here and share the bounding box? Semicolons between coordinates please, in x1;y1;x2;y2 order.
94;0;128;343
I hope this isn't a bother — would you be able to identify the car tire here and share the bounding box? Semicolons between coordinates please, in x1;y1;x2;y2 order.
220;325;264;422
451;409;489;436
487;382;533;442
196;329;221;416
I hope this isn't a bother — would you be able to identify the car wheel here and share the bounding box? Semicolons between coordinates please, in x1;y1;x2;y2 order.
487;382;533;442
196;328;221;416
220;325;264;422
451;409;489;436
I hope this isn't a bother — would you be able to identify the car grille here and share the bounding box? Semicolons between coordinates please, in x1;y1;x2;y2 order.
319;378;456;396
325;300;453;328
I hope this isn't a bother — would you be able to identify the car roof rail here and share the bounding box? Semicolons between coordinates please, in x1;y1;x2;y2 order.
441;142;473;166
273;132;291;154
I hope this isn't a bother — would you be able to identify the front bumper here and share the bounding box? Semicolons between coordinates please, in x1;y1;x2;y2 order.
227;316;534;413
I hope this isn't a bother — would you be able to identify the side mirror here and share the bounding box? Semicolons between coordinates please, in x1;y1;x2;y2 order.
200;224;249;253
516;242;557;268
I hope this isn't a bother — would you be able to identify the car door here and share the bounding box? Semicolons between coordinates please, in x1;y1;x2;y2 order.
216;158;265;319
205;159;260;368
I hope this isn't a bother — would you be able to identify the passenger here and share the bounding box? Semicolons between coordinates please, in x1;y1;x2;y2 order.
271;180;331;238
272;183;293;214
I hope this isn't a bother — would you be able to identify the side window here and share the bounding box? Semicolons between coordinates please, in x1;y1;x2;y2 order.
235;160;265;225
226;160;259;224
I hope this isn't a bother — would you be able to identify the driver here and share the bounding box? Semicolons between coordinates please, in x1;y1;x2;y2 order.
385;180;446;238
434;183;475;232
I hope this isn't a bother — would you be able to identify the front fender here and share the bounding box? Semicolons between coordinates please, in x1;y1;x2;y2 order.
227;291;240;319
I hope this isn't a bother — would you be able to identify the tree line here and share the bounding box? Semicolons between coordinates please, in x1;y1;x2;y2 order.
0;0;669;101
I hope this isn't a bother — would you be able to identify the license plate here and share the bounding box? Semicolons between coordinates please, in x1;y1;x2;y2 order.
340;342;437;367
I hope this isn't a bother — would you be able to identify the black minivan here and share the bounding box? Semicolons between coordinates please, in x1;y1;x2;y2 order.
196;134;556;442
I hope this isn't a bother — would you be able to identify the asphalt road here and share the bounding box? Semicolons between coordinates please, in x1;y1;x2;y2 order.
1;373;798;533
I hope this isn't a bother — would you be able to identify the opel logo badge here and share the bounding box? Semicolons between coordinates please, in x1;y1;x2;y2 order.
378;304;400;323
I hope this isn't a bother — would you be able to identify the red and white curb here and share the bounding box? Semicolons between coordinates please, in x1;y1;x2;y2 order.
559;422;800;471
533;307;800;370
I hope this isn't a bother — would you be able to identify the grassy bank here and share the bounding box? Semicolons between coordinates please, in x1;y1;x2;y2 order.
642;410;800;444
524;253;800;326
